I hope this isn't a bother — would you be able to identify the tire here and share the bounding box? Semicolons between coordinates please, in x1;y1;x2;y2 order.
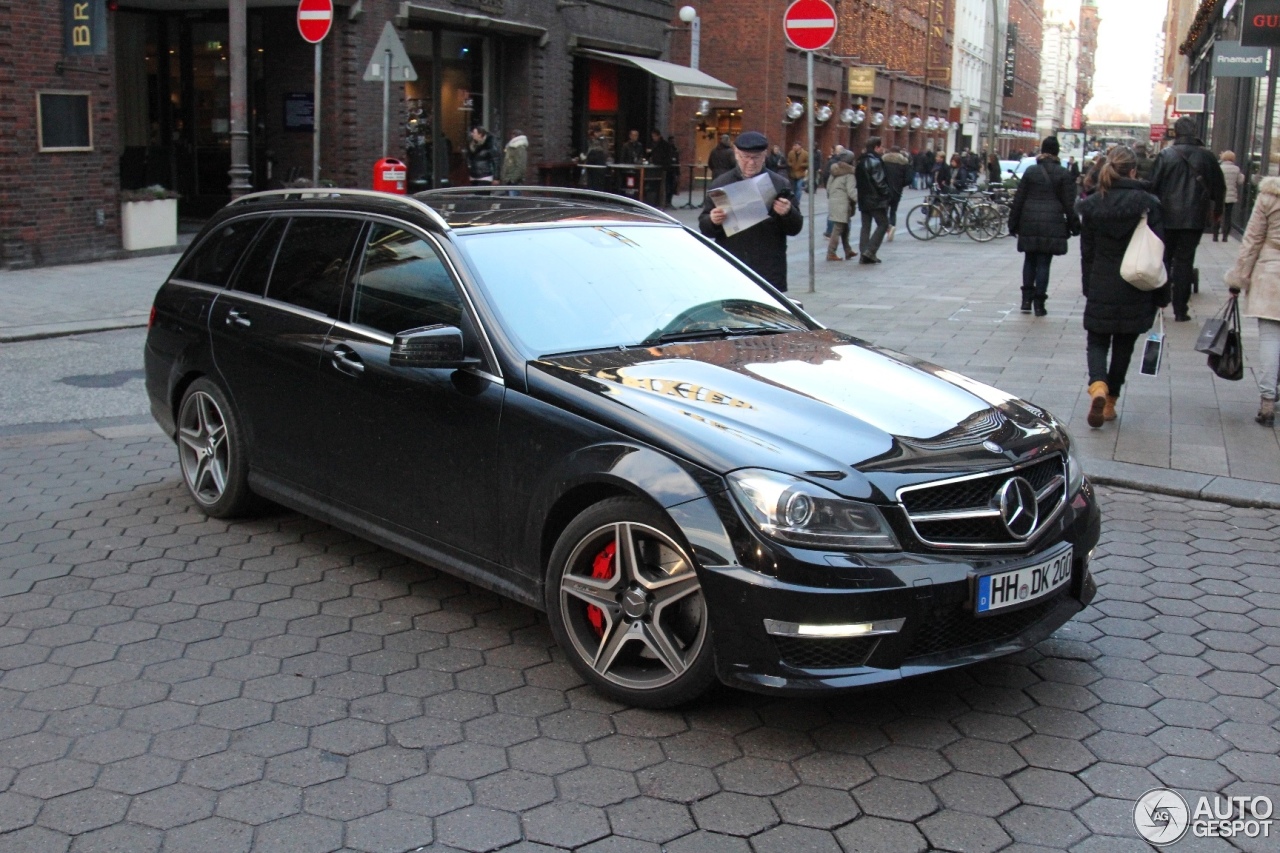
175;377;258;518
545;496;716;708
905;204;939;241
965;203;1002;242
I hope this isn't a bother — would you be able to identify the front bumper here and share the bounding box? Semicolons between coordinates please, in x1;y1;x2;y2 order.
696;481;1101;695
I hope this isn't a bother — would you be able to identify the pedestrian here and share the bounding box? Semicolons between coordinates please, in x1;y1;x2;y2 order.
932;152;952;192
708;134;736;179
1216;150;1243;242
584;133;608;191
787;143;809;198
667;135;682;203
1134;143;1157;182
466;126;501;186
500;128;528;185
1008;136;1080;316
951;153;973;191
824;151;857;261
620;129;645;164
813;145;826;189
1075;146;1169;428
987;152;1003;187
765;144;787;177
882;146;911;243
1224;175;1280;427
699;131;803;291
1149;116;1226;322
647;130;677;206
914;149;933;190
1066;156;1081;187
855;137;891;264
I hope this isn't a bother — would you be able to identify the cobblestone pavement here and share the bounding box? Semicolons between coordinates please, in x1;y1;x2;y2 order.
0;430;1277;852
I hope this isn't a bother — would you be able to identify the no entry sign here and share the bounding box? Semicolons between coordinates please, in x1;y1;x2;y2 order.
297;0;333;44
783;0;837;52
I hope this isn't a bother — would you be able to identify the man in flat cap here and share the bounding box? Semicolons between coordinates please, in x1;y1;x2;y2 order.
699;131;804;291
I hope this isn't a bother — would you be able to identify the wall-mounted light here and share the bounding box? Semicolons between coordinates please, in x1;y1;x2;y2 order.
910;115;923;130
785;101;805;122
870;111;884;127
815;104;833;123
839;108;856;125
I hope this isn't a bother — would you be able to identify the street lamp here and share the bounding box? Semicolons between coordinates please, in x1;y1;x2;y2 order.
678;6;702;209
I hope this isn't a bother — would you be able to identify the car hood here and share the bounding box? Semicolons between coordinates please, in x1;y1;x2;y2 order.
528;330;1065;503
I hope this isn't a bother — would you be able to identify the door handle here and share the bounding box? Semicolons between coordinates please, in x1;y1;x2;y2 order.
226;307;251;327
331;345;365;375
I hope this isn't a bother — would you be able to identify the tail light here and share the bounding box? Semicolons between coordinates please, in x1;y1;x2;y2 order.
148;305;156;329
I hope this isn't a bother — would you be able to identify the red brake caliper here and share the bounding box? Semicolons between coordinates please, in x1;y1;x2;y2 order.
586;541;616;637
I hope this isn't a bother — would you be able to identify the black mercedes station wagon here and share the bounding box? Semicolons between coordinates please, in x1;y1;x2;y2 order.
145;187;1100;707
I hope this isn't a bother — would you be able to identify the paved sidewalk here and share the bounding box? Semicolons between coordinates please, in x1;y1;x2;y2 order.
1;190;1277;506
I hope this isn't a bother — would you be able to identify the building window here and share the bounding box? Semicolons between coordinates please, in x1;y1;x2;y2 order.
37;91;93;152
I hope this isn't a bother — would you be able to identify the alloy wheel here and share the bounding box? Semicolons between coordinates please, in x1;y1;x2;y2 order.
558;521;707;691
178;390;230;507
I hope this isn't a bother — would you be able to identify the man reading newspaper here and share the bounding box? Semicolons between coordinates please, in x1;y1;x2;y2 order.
699;131;804;291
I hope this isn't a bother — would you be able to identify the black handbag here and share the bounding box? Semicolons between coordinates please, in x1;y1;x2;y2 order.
1194;298;1231;355
1207;295;1244;381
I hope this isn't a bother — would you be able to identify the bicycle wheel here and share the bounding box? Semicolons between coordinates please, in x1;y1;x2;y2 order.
905;204;940;240
965;203;1002;242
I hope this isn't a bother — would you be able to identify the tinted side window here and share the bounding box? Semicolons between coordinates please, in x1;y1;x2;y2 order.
231;218;286;296
174;219;262;287
352;224;464;335
265;216;364;317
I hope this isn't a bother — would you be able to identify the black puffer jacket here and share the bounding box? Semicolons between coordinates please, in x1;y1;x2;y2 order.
1008;156;1079;255
1076;178;1171;335
1149;135;1226;230
466;132;501;181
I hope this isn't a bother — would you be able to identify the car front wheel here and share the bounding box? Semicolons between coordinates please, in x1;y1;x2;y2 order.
546;497;716;708
176;378;256;518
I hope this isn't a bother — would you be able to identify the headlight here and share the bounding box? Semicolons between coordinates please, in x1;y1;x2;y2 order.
727;469;899;550
1066;443;1085;496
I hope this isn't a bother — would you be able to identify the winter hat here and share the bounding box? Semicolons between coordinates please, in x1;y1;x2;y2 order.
1040;137;1060;156
734;131;768;152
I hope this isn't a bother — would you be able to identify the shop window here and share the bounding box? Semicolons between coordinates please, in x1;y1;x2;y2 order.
37;91;93;152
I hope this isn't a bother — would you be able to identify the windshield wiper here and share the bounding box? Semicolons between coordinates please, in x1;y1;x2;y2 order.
639;325;799;347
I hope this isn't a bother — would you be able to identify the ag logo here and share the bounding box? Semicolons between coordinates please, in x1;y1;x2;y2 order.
1134;787;1189;846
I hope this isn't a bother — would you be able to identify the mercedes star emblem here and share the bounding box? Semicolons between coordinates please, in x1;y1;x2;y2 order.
996;476;1039;540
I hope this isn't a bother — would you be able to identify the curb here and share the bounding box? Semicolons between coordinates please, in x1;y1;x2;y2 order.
0;319;149;343
1083;457;1280;510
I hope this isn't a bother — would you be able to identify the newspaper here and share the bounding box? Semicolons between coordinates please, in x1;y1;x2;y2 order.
707;172;779;237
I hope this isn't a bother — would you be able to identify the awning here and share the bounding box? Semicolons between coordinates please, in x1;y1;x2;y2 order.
579;49;737;101
398;2;547;39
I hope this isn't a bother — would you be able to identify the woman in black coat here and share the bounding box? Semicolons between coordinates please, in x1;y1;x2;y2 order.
466;126;501;185
1008;137;1080;316
1075;145;1170;428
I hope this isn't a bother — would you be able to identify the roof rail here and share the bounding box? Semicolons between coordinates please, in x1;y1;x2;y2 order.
416;185;681;225
226;188;451;232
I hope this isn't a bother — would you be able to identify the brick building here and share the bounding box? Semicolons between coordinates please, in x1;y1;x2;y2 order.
3;0;709;268
1002;0;1043;155
1076;0;1099;118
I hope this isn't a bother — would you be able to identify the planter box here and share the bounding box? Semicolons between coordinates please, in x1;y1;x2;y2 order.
120;198;178;251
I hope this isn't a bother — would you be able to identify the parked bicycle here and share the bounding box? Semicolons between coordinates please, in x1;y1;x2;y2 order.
905;188;1003;242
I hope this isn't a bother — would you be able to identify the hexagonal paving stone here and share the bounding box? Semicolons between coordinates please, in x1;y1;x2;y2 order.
437;805;522;852
522;800;611;848
690;791;780;837
607;796;696;842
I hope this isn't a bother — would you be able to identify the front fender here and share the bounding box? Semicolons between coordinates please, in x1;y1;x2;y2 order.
518;442;738;590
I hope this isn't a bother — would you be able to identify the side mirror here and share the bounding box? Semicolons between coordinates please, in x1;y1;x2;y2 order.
788;297;805;310
390;324;478;369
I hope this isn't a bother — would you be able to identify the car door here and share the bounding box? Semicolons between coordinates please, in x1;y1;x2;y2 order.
209;214;365;493
315;220;505;562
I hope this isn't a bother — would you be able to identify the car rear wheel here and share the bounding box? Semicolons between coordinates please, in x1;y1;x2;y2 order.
546;497;716;708
176;378;256;518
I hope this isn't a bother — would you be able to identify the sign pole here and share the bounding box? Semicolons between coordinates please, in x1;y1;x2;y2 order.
382;48;392;158
1260;58;1278;185
313;41;322;187
807;50;816;294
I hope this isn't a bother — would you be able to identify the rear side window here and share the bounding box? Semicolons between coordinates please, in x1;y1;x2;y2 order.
351;224;463;335
265;216;364;317
231;218;286;297
174;219;262;287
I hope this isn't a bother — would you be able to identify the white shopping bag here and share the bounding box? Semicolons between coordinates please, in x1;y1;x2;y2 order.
1120;211;1168;292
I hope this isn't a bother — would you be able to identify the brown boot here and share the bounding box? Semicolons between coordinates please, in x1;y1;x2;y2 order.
844;248;858;260
1086;381;1109;428
1257;398;1276;427
1103;395;1118;421
826;252;841;262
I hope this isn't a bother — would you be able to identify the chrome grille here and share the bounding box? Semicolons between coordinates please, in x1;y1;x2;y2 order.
897;455;1067;550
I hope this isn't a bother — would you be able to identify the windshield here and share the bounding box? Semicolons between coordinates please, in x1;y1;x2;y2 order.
456;225;808;356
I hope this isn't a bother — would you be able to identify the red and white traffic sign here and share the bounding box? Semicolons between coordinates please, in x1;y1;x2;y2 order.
297;0;333;44
783;0;837;52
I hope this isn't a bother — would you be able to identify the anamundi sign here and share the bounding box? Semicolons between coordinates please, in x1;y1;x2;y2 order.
1213;41;1271;76
1242;0;1280;47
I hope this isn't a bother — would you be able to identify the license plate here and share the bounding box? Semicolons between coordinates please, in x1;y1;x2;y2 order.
975;548;1073;615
